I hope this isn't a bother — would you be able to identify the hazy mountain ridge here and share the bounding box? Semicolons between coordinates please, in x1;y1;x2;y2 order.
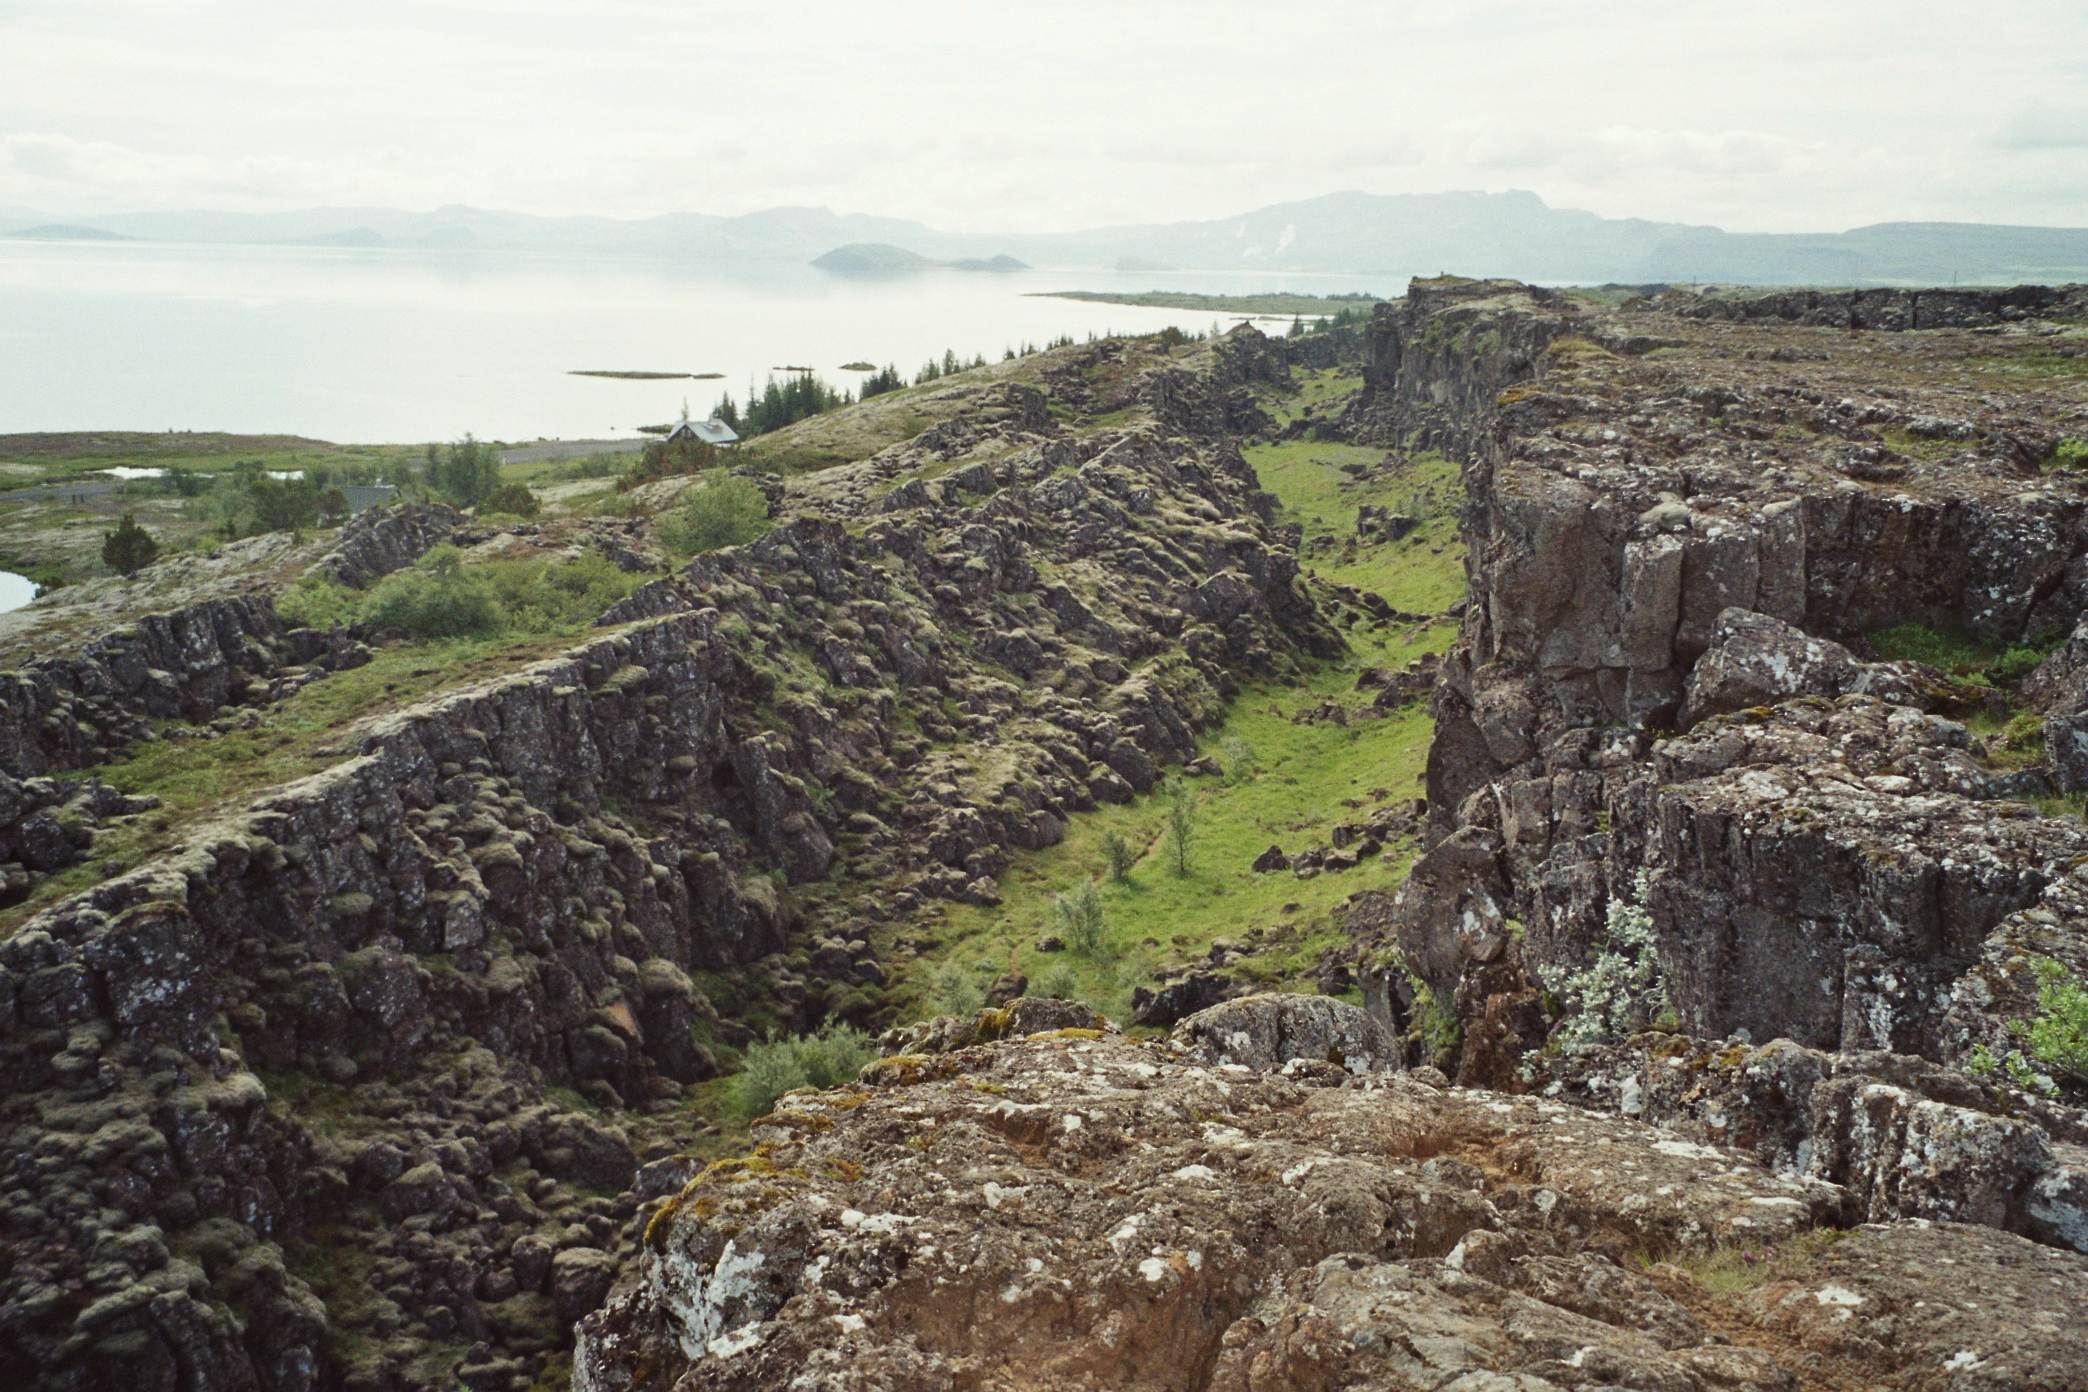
3;190;2086;285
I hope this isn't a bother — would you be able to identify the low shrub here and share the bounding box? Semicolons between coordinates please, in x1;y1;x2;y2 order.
478;553;643;633
362;546;502;638
657;470;771;557
1033;961;1082;1001
480;483;540;518
1221;735;1258;782
282;551;642;641
1553;868;1670;1051
276;575;361;630
792;1020;877;1089
1969;956;2088;1096
731;1020;877;1119
929;958;991;1017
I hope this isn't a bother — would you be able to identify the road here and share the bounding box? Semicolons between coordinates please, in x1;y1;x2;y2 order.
497;439;651;466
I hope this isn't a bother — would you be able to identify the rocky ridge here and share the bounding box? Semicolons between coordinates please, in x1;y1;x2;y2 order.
1329;277;2088;1057
0;331;1344;1391
557;286;2088;1388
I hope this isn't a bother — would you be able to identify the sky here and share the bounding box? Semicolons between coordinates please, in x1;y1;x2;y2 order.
4;0;2087;235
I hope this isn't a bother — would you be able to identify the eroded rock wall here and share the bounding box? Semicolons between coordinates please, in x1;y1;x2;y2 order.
1344;279;2088;1099
0;341;1344;1392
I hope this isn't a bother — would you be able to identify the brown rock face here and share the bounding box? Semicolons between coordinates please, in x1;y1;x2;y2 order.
574;1021;2088;1391
1341;277;2088;1091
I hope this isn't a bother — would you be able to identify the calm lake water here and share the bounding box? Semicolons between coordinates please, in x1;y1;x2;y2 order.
0;241;1391;445
0;571;38;613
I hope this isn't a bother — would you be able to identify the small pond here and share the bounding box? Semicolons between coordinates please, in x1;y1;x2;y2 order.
0;571;39;613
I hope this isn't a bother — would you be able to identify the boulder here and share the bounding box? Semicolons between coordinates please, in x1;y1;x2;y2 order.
575;1031;1969;1392
1678;607;1861;728
379;1161;458;1224
550;1247;619;1325
1171;992;1401;1074
1128;971;1234;1029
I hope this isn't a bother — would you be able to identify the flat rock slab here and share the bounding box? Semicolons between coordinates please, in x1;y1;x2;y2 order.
564;1031;2075;1392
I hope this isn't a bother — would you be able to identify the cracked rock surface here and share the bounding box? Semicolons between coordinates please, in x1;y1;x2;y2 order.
576;1016;2088;1391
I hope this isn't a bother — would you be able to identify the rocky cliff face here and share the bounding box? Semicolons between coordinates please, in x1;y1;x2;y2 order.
1334;278;2088;1195
0;332;1351;1392
575;995;2088;1391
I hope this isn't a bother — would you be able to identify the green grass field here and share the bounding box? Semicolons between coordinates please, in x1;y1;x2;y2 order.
889;668;1435;1023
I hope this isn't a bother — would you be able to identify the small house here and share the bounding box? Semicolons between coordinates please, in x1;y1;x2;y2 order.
666;416;739;448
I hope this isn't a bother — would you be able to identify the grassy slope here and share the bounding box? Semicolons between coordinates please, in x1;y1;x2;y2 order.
865;362;1468;1024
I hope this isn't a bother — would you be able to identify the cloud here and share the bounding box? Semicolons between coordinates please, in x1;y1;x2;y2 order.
0;132;340;208
3;1;2087;230
1581;127;1795;179
1995;103;2088;150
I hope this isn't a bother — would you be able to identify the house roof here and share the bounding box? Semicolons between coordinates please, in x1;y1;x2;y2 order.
668;417;740;446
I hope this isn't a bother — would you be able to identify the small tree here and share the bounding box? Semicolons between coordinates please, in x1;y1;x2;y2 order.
424;435;502;508
102;512;158;575
1051;879;1109;957
317;488;351;527
249;476;320;532
930;957;988;1017
620;436;716;492
1221;735;1257;783
1165;781;1197;876
1103;830;1134;883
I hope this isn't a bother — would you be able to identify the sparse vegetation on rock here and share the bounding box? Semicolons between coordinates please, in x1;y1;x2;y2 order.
8;277;2088;1392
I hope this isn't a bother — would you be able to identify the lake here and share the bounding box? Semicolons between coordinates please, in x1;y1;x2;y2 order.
0;240;1390;445
0;571;37;613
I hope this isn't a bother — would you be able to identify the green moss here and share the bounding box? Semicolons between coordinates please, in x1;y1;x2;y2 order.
1869;621;2060;681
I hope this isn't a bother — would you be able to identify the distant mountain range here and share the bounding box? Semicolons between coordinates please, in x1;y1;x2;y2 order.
3;191;2086;286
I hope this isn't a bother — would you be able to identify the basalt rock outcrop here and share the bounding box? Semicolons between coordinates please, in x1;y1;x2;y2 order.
1341;278;2088;1119
0;333;1348;1391
575;1002;2088;1391
0;501;472;784
1546;1030;2088;1254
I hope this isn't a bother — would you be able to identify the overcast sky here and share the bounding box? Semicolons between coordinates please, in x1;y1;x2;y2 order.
4;0;2086;234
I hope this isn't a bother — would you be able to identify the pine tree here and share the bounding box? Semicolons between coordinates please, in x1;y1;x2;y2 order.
102;512;158;576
